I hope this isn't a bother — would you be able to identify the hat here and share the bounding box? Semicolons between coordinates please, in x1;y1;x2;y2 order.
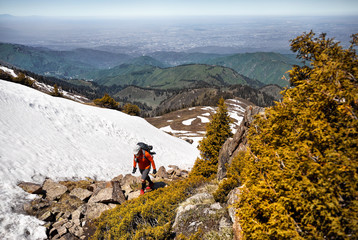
133;144;141;155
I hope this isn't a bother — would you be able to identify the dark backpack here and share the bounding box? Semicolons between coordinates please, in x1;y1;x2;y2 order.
137;142;156;155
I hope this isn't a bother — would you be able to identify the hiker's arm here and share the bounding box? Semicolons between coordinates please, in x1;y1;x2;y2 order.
145;152;156;170
133;156;137;168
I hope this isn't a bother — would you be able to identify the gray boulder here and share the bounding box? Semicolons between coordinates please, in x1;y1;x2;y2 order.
42;178;68;201
18;182;44;194
85;203;110;220
70;188;92;201
88;181;125;204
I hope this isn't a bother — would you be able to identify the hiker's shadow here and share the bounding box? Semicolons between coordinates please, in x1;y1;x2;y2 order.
153;182;167;190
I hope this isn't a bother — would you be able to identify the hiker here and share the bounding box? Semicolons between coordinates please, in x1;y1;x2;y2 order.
132;143;157;195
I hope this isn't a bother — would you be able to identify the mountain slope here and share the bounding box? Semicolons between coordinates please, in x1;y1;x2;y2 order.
205;52;300;87
96;64;263;89
0;80;199;239
0;43;132;78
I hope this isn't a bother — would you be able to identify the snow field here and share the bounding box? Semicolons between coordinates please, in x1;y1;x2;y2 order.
0;80;199;239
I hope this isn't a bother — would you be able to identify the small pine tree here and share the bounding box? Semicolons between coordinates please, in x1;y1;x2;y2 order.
191;97;233;178
52;84;61;97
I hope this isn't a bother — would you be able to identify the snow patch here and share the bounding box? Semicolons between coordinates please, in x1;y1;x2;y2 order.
182;118;196;126
198;116;210;123
0;66;17;78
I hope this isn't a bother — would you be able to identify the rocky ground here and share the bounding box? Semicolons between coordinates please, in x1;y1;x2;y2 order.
18;165;188;240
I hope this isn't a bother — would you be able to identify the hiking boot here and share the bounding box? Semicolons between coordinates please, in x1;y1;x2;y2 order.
146;182;154;190
140;189;145;195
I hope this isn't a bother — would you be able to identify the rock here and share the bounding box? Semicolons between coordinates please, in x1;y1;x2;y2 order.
43;178;68;201
111;181;126;204
217;106;265;180
127;190;141;201
53;219;68;230
210;202;223;210
88;188;112;204
70;188;92;201
39;210;54;221
85;203;110;220
121;174;141;194
121;174;141;187
227;187;244;240
72;205;86;223
69;224;84;238
111;174;123;182
173;193;215;230
59;233;79;240
87;182;106;193
18;182;44;194
156;166;168;179
219;217;232;230
168;165;179;170
88;183;125;204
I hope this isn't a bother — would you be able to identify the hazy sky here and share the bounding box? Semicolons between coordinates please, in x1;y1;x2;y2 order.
1;0;358;17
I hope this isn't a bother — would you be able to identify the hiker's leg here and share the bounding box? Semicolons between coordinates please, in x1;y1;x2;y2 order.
140;168;150;189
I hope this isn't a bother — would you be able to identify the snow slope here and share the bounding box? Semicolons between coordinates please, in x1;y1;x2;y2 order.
0;80;199;239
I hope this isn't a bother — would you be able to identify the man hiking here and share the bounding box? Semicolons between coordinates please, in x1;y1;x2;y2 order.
132;143;157;195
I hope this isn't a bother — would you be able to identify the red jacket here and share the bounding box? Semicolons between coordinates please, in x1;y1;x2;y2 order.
133;150;156;170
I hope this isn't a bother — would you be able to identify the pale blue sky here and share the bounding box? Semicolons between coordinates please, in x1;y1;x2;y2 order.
1;0;358;17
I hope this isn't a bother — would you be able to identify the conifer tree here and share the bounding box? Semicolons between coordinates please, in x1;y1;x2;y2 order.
235;32;358;239
191;97;232;178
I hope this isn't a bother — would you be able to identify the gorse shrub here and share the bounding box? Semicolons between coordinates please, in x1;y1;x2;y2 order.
123;103;140;116
93;93;119;110
234;32;358;239
91;176;207;240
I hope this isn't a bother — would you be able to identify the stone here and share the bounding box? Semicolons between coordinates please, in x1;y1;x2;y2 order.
168;165;179;170
87;182;106;193
88;184;125;204
39;210;54;221
85;203;110;220
156;166;168;179
127;190;141;201
111;174;123;182
210;202;223;210
121;174;141;188
53;219;68;229
111;181;126;204
217;106;265;180
43;178;68;201
70;188;92;201
59;233;78;240
18;182;44;194
88;188;112;203
72;205;86;222
227;187;244;240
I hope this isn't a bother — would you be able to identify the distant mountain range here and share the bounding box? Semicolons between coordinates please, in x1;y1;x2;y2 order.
0;42;300;88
